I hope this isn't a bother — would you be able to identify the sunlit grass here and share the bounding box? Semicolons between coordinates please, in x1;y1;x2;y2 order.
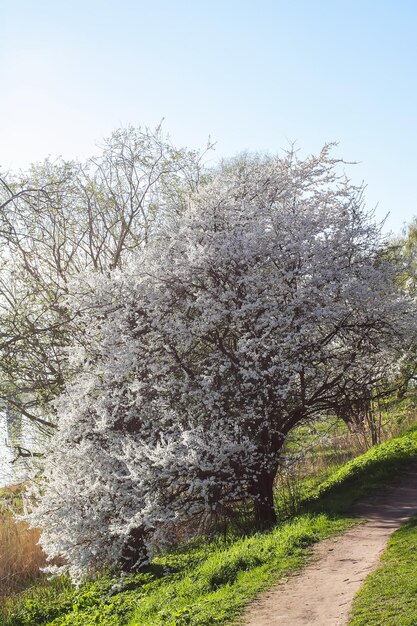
349;516;417;625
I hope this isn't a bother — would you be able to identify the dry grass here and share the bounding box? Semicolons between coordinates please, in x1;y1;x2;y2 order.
0;485;46;601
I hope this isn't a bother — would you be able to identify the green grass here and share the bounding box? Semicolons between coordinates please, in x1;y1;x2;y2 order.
275;426;417;520
2;426;417;626
0;484;25;516
303;427;417;513
128;514;351;626
0;516;353;626
348;515;417;626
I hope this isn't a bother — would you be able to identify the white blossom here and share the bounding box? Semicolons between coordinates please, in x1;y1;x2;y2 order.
26;146;417;581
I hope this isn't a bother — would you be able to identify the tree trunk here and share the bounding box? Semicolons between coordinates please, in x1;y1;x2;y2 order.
366;406;379;447
253;469;277;528
121;526;148;572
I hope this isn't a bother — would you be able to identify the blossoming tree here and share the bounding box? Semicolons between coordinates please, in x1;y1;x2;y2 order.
28;146;416;580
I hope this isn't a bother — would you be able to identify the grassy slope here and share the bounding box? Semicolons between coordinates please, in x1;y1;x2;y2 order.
2;428;417;626
349;516;417;626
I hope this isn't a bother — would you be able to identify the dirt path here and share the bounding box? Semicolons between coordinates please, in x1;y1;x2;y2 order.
243;464;417;626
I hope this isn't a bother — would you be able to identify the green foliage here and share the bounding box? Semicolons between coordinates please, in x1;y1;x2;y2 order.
349;516;417;625
0;485;24;517
1;572;156;626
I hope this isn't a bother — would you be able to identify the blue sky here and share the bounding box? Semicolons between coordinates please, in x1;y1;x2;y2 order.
1;0;417;234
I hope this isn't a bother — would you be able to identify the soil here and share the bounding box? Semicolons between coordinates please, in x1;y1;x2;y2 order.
243;463;417;626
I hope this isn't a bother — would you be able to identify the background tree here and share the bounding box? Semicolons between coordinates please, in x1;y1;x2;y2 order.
0;125;207;447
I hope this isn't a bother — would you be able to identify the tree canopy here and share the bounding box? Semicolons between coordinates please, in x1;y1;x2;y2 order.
26;145;417;581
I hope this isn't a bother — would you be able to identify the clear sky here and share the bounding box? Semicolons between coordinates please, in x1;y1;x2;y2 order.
2;0;417;234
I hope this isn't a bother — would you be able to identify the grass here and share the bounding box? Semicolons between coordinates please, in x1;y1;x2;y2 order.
275;424;417;519
2;425;417;626
0;484;46;601
348;515;417;626
128;514;351;626
302;426;417;513
0;515;352;626
0;517;45;599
